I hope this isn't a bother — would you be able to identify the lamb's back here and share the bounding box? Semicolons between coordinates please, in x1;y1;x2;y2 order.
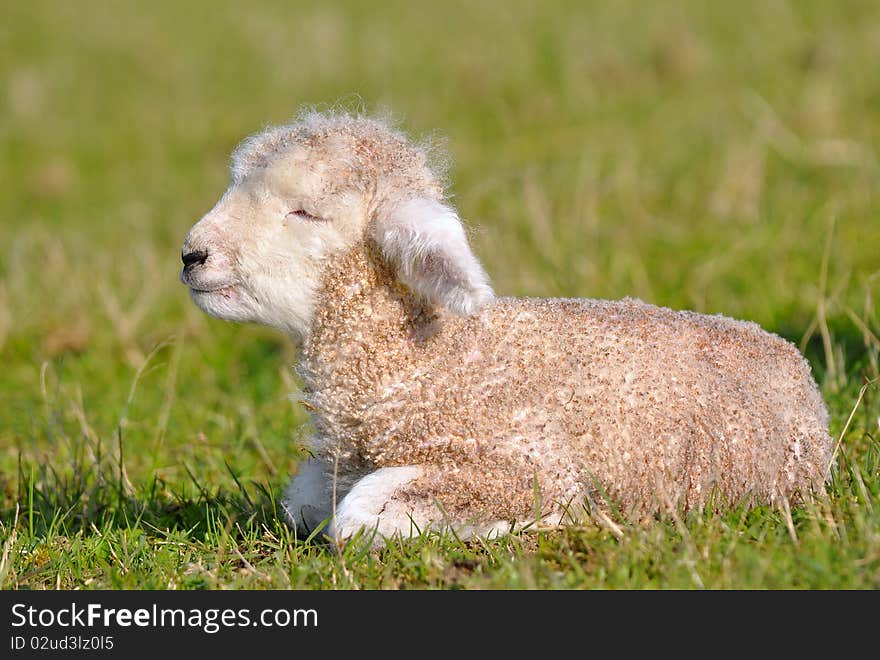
464;296;831;510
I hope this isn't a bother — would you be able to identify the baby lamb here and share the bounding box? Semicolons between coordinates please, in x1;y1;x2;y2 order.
180;111;833;546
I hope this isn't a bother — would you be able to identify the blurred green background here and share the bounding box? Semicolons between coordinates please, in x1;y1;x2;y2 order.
1;0;878;588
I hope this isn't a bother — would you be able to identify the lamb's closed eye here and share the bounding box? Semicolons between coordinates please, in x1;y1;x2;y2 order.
181;110;834;550
286;209;326;223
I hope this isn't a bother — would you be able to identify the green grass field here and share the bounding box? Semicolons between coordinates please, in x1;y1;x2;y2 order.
1;0;878;589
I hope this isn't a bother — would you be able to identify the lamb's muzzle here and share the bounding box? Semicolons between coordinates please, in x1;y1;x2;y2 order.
181;110;834;548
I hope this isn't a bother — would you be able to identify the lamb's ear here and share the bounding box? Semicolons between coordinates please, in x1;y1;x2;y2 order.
372;197;494;316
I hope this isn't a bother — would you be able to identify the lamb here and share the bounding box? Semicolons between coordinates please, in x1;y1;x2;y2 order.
179;111;833;546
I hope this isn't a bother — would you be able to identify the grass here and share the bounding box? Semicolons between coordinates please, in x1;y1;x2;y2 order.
1;0;879;589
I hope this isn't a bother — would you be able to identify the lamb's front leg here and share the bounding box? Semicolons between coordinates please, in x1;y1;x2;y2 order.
283;458;334;536
330;466;518;547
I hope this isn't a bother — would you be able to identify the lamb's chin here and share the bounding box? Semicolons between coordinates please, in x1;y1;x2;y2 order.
189;286;250;322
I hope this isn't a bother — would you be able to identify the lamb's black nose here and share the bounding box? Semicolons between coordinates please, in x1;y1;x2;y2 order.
181;249;209;268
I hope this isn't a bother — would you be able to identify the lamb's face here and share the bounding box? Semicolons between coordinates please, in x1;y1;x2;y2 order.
181;114;495;342
180;144;368;340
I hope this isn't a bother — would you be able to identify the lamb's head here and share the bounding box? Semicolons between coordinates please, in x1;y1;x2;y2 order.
180;112;493;342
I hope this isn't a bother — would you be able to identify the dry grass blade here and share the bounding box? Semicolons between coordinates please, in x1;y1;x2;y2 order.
779;497;799;545
0;504;20;587
829;377;878;475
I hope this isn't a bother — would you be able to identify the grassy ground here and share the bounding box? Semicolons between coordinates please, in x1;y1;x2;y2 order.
1;0;878;589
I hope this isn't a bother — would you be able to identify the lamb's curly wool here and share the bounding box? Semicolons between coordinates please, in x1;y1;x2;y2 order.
301;245;830;522
231;111;444;202
180;111;833;545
